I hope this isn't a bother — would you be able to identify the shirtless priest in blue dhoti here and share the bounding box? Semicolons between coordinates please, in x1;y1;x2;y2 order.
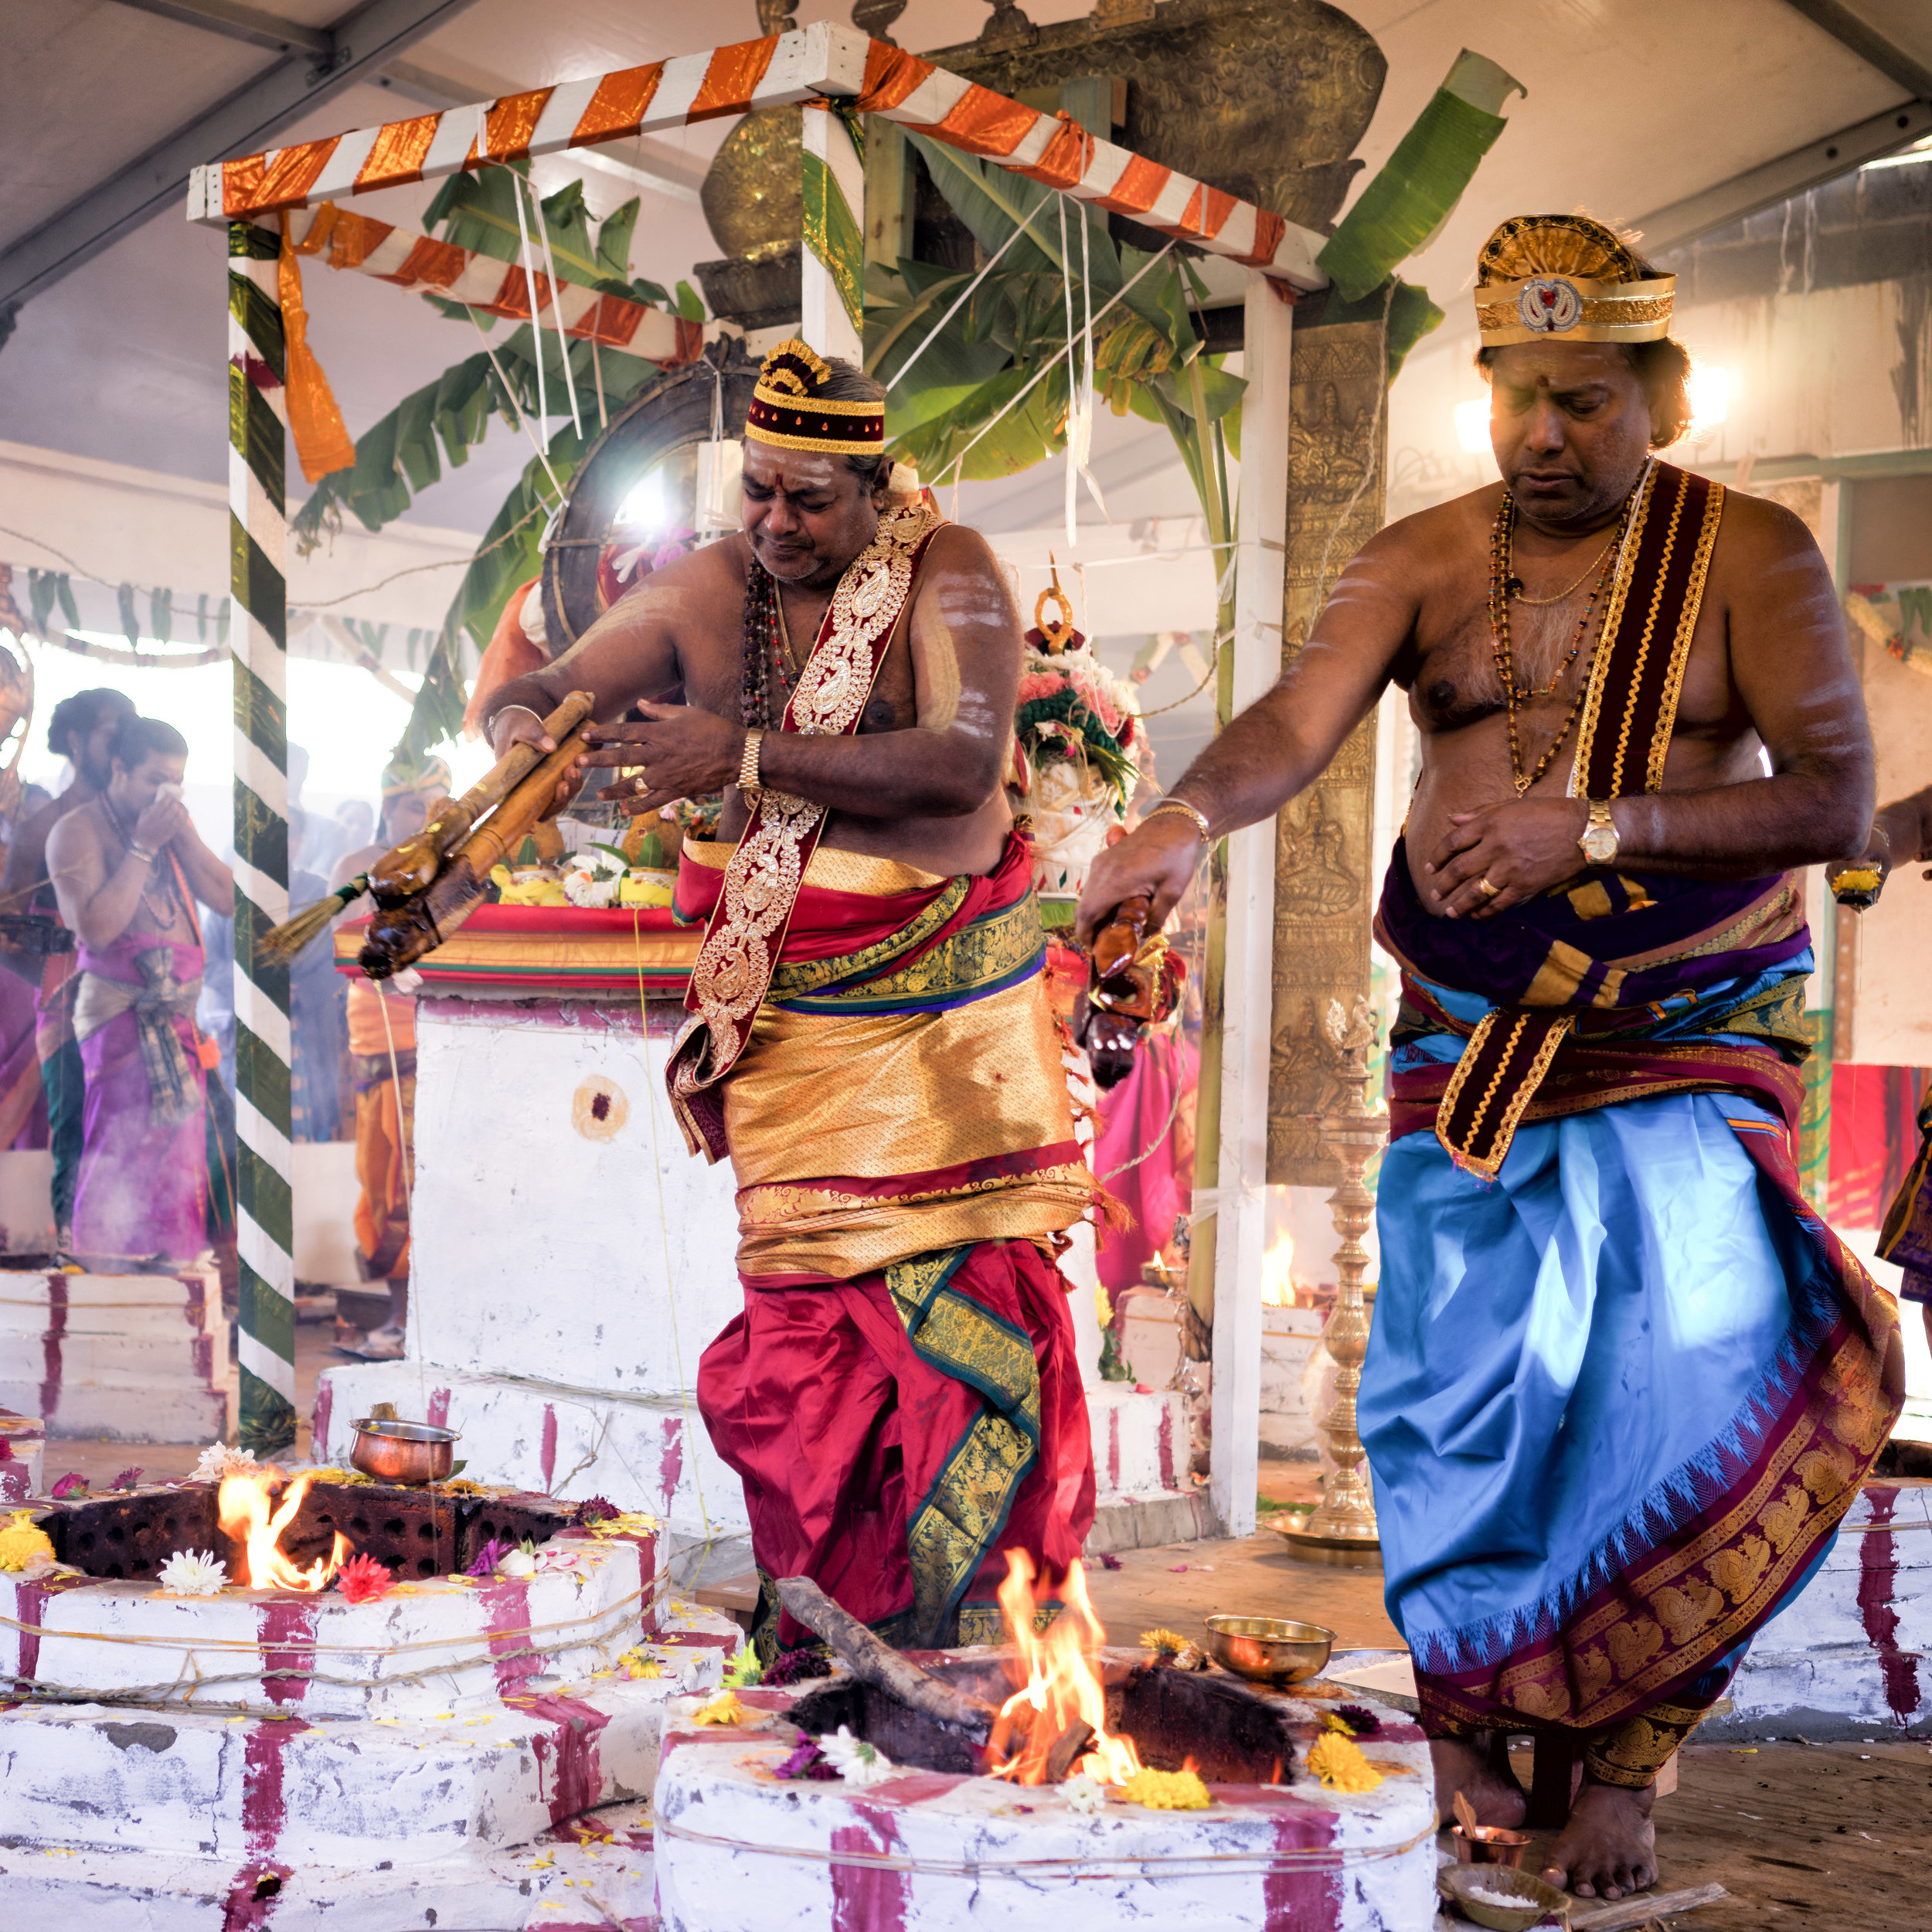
1080;214;1904;1900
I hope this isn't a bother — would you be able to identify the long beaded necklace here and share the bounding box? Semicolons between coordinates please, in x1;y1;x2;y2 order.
738;561;801;730
1487;488;1635;796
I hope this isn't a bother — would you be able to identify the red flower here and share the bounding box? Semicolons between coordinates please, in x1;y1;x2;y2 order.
336;1553;396;1604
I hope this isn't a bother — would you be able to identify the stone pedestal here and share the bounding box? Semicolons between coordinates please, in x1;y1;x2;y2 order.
0;1268;227;1443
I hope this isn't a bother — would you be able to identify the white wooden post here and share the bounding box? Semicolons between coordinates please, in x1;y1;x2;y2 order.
800;106;866;366
1208;271;1292;1537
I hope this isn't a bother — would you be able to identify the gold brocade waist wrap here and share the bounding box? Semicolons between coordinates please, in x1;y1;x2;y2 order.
685;838;1094;1282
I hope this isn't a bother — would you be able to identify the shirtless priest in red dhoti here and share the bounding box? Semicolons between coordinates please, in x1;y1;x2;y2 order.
484;342;1097;1659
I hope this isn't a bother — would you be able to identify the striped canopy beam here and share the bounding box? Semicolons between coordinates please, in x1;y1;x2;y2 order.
226;222;298;1455
189;22;1326;292
274;205;705;361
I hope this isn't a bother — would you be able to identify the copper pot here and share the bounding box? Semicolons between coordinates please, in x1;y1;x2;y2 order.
349;1418;459;1485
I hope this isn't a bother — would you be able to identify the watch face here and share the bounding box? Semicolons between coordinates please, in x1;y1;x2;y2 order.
1582;825;1617;864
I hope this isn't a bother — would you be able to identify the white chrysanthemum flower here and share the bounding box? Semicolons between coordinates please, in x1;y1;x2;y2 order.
156;1549;229;1597
1060;1772;1105;1815
496;1547;538;1579
192;1442;258;1484
562;871;619;908
819;1724;894;1788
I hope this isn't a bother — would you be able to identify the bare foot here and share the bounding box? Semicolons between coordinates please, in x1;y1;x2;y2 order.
1430;1735;1526;1828
1541;1774;1657;1900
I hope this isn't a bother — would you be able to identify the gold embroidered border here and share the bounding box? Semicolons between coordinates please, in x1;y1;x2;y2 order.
767;877;970;998
888;1248;1043;1645
1606;466;1688;798
1645;480;1725;792
1568;458;1657;792
774;893;1045;1006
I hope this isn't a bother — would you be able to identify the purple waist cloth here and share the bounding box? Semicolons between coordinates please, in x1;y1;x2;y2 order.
71;931;209;1266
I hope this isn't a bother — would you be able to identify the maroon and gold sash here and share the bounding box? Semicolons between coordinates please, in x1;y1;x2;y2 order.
668;505;944;1161
1436;460;1726;1179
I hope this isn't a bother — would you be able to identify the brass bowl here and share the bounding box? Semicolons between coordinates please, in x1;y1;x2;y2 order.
1451;1822;1532;1867
1202;1614;1335;1685
349;1418;459;1485
1437;1862;1569;1928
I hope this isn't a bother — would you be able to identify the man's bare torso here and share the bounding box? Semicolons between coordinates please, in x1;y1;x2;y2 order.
573;526;1014;875
1388;480;1787;893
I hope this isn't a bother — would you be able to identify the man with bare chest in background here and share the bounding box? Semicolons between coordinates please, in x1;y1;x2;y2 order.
1080;217;1903;1900
482;342;1096;1664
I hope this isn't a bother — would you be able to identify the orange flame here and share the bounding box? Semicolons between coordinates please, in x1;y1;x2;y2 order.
989;1551;1145;1785
218;1471;350;1591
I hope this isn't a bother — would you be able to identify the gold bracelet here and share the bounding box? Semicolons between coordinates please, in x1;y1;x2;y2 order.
738;728;764;794
1147;798;1211;842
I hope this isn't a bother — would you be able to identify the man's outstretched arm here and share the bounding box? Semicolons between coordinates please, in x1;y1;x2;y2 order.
1073;530;1414;940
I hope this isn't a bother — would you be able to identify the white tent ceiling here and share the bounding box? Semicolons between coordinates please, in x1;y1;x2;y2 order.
1;0;1927;545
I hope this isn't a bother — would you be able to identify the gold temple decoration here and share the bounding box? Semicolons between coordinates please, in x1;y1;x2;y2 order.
1277;997;1386;1564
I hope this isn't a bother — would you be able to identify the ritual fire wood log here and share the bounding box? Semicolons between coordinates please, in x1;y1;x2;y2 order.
359;723;595;980
1042;1716;1096;1783
773;1576;995;1739
369;691;594;906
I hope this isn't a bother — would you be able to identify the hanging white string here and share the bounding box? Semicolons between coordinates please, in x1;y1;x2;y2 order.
463;306;565;504
885;196;1051;395
520;172;583;440
944;240;1178;498
1076;204;1108;524
1060;196;1079;549
507;170;553;441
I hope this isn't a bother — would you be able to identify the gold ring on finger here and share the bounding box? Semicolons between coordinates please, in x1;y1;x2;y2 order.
1478;875;1502;897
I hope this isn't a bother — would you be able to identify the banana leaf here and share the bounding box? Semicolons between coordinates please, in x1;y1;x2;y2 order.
1318;49;1523;304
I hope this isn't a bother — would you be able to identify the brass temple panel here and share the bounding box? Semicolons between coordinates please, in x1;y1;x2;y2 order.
923;0;1385;233
1269;318;1386;1185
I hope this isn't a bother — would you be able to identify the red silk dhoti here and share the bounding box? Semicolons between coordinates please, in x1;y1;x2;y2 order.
699;1237;1095;1648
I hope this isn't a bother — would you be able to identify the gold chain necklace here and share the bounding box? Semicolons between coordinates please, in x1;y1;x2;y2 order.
1487;488;1635;796
1507;529;1619;606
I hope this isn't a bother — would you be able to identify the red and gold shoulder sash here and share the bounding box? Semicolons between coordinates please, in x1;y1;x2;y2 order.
668;505;944;1161
1437;458;1727;1179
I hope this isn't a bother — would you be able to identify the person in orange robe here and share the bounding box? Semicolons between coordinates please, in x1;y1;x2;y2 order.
329;755;449;1358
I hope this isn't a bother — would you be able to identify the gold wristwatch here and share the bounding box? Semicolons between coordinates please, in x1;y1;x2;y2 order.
1578;798;1619;866
738;728;764;795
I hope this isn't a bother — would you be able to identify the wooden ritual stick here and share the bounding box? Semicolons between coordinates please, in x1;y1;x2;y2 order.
773;1576;995;1738
1570;1884;1728;1931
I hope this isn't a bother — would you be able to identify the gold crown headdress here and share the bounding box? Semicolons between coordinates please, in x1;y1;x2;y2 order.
1475;215;1673;348
743;338;884;454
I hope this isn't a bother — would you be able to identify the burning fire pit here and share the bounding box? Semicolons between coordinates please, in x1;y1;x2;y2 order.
0;1461;743;1886
652;1559;1435;1932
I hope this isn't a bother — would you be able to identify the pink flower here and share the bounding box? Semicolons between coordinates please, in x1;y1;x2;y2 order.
336;1553;396;1604
1017;672;1070;705
51;1472;87;1499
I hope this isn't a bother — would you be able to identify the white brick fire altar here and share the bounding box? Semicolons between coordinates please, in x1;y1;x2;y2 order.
652;1674;1436;1932
316;993;1203;1554
0;1481;741;1922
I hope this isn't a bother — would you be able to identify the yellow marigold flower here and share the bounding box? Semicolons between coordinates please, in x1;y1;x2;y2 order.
1118;1767;1211;1810
1307;1731;1383;1793
1095;1284;1114;1329
692;1690;746;1726
1138;1628;1189;1655
1321;1710;1357;1737
0;1512;55;1573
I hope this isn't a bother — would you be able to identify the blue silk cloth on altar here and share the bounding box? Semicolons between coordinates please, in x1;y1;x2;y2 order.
1360;966;1842;1679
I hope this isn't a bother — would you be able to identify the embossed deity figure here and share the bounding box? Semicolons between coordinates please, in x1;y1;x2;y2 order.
484;342;1097;1659
1080;215;1905;1900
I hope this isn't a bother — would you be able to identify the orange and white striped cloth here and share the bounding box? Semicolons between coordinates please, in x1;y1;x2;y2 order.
192;23;1324;291
281;203;702;361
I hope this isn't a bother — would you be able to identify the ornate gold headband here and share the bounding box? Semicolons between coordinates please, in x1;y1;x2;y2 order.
744;338;883;454
1476;273;1675;347
1474;213;1673;349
